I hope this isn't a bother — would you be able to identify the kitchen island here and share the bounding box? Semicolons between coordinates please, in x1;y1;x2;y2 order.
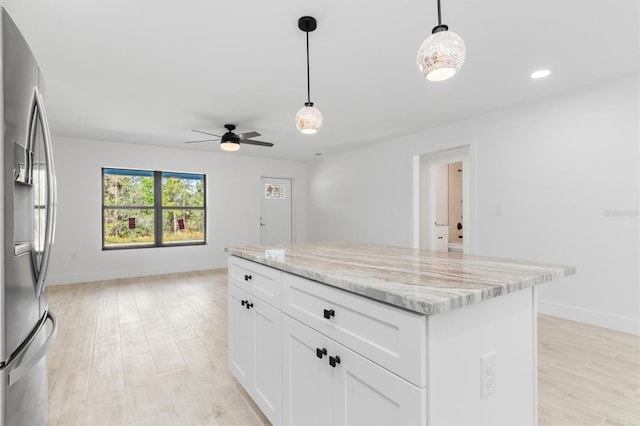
225;242;575;425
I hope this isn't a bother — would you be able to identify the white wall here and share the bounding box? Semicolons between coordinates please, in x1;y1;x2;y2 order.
308;74;639;335
47;137;308;284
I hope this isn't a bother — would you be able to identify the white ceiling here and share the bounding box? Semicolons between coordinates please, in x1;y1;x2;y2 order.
2;0;638;161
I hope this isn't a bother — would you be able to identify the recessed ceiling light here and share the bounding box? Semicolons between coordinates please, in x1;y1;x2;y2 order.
531;69;551;79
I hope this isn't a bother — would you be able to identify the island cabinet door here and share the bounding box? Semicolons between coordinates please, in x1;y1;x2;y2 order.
282;315;334;426
229;284;254;389
282;314;426;425
252;295;282;424
332;343;427;425
228;284;282;424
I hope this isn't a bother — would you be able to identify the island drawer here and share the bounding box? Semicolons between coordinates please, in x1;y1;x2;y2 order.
228;256;282;308
282;272;427;387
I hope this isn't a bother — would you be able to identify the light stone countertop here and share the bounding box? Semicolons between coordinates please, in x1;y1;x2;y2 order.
225;241;575;315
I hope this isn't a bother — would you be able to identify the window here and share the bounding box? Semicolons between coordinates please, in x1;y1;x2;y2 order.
102;168;205;249
161;171;205;245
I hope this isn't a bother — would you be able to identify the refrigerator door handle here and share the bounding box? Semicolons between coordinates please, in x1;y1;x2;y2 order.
29;87;57;298
7;311;57;387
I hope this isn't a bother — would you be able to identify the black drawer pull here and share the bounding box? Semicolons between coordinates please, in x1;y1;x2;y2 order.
246;301;254;310
323;309;335;319
241;300;245;306
316;347;327;359
244;274;252;281
329;355;341;368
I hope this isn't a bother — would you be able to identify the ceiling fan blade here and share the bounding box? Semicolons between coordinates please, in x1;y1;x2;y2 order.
185;139;218;144
192;129;222;137
240;139;274;147
237;131;261;140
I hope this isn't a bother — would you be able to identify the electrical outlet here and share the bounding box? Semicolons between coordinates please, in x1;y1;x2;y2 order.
481;351;497;399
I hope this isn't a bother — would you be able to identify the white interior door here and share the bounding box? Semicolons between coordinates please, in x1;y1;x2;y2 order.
433;163;449;227
415;145;474;254
260;177;292;245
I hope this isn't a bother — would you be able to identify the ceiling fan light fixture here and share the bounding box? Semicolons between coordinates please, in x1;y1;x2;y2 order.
296;102;323;134
220;141;240;151
297;16;322;135
416;0;465;82
185;124;274;149
531;69;552;79
220;130;241;151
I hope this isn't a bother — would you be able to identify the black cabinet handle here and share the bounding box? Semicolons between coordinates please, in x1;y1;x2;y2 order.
316;348;327;359
240;299;254;309
323;309;335;319
244;274;252;281
329;355;341;368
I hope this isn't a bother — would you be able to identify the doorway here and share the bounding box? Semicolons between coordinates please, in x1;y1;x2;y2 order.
260;177;293;245
413;145;476;254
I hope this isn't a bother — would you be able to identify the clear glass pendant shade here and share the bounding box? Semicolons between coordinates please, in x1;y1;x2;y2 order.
417;30;466;81
295;105;323;134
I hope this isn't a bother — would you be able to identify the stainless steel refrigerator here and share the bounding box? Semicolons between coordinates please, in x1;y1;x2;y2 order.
0;9;58;426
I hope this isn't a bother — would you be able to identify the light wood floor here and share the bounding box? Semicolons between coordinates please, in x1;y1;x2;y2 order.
47;269;269;425
537;315;639;425
47;269;639;426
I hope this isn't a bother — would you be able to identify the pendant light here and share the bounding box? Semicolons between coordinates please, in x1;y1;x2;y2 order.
295;16;323;134
416;0;465;82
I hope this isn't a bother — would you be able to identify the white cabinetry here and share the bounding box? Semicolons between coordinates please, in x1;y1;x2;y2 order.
282;315;426;425
228;260;282;424
228;255;281;307
281;315;334;425
228;255;537;426
282;272;426;387
228;256;426;425
228;284;253;387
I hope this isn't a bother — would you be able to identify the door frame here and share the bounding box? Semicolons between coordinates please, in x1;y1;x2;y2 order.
260;176;295;244
411;139;478;255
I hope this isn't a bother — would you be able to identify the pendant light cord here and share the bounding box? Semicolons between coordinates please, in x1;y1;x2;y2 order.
437;0;442;26
306;31;311;104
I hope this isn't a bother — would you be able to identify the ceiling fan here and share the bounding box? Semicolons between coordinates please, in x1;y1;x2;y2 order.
185;124;274;151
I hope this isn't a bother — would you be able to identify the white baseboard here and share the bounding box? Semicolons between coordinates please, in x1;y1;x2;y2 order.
46;261;227;285
538;299;640;336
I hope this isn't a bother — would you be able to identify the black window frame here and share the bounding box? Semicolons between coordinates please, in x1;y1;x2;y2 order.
102;168;206;250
